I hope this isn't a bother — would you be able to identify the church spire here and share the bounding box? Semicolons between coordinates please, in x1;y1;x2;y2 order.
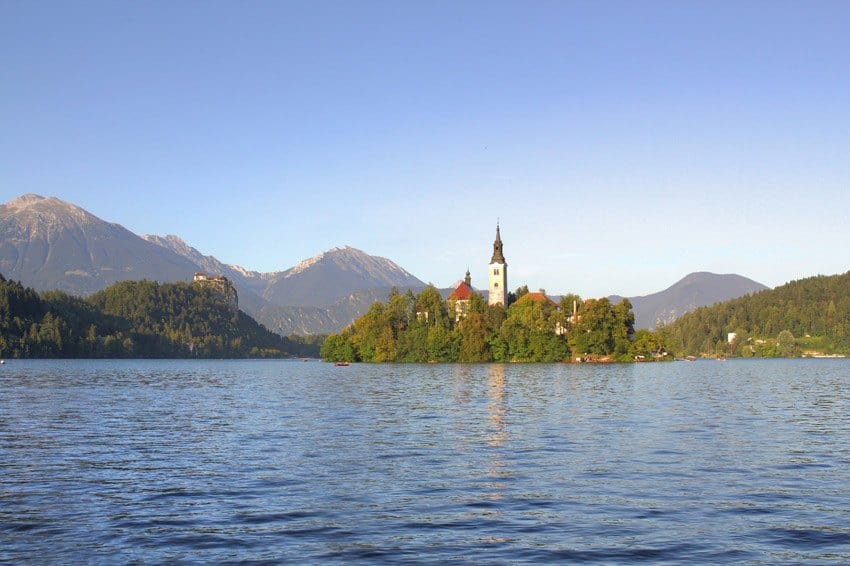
490;222;505;264
487;222;507;306
464;268;471;286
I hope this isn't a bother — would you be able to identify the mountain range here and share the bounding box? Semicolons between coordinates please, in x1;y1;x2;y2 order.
1;194;768;334
610;272;769;330
0;194;425;334
0;194;198;295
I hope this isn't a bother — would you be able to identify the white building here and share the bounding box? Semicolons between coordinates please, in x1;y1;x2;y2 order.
488;223;507;307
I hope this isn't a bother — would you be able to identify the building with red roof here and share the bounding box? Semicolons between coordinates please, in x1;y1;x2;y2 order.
516;291;558;307
449;281;473;301
448;270;475;321
515;291;568;335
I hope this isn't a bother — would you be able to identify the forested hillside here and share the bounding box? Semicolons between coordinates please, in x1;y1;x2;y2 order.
661;272;850;357
0;275;317;358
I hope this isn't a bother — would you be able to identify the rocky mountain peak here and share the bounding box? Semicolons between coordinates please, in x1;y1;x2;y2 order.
4;193;49;211
1;194;101;237
142;234;199;261
282;245;417;282
142;233;266;282
0;194;203;296
260;245;424;307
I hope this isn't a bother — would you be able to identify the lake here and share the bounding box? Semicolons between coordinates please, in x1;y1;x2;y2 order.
2;359;849;563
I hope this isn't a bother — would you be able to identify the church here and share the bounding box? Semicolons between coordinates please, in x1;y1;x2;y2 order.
448;224;508;319
488;223;507;306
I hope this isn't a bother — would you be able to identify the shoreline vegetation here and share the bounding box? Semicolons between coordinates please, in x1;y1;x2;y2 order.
323;271;850;364
659;271;850;359
3;269;849;363
0;274;320;359
321;286;669;364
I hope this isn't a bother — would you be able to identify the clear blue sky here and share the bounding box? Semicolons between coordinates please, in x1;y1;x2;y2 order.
3;1;849;297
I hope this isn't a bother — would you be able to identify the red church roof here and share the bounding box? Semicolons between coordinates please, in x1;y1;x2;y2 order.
517;292;557;306
449;281;474;301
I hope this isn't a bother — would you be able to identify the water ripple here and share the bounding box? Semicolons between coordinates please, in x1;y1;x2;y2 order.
2;359;850;563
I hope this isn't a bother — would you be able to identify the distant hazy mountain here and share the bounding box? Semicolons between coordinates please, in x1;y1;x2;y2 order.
611;272;769;330
141;236;424;309
250;248;425;334
0;194;198;295
142;236;427;332
141;234;272;294
140;233;287;320
0;194;427;335
253;286;412;336
261;246;425;307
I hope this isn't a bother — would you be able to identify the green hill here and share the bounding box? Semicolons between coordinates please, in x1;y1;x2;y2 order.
0;275;317;358
661;271;850;357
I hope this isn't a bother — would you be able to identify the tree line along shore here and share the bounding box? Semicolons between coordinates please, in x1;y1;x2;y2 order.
321;286;665;363
0;274;319;359
3;270;848;362
323;271;850;363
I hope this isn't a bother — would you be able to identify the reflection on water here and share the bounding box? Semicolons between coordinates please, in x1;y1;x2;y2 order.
485;364;508;505
2;359;850;563
486;364;507;448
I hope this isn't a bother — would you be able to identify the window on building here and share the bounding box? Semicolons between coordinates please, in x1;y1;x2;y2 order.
494;269;499;275
494;282;499;288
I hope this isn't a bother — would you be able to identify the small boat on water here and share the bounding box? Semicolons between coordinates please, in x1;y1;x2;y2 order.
334;362;350;367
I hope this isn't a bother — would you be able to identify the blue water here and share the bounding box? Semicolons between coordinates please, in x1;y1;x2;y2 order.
2;359;849;563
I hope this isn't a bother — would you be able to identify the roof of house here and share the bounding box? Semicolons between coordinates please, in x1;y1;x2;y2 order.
449;281;474;301
517;292;557;306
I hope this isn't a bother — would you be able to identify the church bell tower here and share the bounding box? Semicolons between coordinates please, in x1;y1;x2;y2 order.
488;223;508;306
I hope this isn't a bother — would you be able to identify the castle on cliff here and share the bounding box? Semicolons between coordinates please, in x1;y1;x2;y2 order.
192;272;239;310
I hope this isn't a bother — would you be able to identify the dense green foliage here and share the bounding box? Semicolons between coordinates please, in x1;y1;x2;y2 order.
321;286;656;363
0;275;316;358
660;272;850;357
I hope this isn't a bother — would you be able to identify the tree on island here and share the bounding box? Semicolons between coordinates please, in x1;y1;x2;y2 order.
320;284;660;363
